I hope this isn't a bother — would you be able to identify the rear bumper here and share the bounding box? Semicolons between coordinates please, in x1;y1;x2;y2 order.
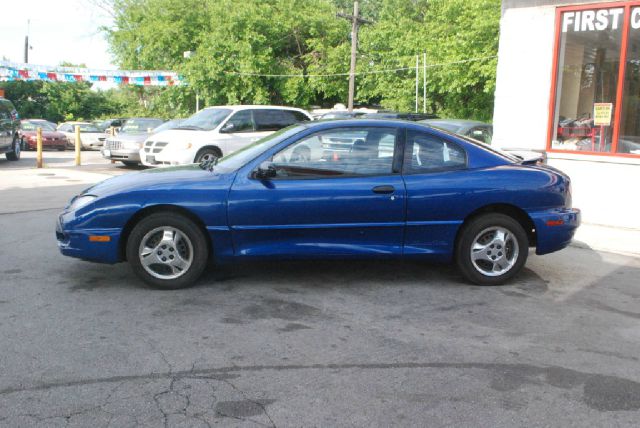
56;216;121;264
530;208;581;255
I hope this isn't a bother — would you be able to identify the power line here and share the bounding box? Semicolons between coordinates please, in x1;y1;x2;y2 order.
222;55;497;78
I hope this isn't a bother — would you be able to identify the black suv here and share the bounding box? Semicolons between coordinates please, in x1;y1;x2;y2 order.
0;98;21;161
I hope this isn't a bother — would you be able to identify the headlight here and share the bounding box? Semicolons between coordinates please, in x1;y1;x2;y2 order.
69;194;97;211
171;142;192;150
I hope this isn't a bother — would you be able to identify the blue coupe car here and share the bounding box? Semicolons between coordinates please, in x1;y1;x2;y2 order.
57;120;580;289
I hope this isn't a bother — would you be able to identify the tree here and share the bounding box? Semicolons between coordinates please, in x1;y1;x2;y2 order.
102;0;501;119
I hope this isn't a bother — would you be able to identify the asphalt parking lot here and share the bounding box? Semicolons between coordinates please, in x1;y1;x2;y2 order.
1;154;640;427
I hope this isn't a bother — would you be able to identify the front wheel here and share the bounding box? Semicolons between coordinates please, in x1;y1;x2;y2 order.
6;136;21;161
194;148;220;164
456;214;528;285
126;212;209;289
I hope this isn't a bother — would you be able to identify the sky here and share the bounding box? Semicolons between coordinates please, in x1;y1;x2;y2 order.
1;0;115;70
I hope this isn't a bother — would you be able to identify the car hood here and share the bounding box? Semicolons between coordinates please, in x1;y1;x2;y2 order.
83;164;234;199
109;133;149;143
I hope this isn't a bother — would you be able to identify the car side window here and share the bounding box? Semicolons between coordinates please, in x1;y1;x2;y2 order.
404;130;467;173
270;127;397;179
226;110;255;133
254;109;285;132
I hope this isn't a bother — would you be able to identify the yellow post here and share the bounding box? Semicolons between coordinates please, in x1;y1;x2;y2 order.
110;126;116;163
36;127;43;168
75;125;81;166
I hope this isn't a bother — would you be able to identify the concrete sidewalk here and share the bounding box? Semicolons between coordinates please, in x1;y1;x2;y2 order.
572;222;640;258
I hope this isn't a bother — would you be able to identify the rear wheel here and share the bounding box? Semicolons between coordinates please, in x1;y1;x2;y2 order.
126;212;209;289
456;214;528;285
6;135;21;161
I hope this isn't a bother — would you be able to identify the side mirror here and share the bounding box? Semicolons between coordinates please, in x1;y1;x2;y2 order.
220;122;235;133
254;161;277;179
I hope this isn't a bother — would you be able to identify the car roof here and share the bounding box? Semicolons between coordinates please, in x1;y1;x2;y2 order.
421;119;488;127
203;105;309;113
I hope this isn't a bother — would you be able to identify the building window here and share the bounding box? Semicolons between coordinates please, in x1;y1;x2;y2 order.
549;3;640;157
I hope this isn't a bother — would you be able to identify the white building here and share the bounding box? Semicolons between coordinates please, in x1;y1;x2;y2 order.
494;0;640;230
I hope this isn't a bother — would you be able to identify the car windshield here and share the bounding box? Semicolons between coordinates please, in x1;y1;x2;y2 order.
120;119;164;134
151;119;184;134
176;108;232;131
22;121;56;131
212;125;306;172
74;124;101;133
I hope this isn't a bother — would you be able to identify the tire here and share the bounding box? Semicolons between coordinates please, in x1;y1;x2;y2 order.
455;213;528;285
6;135;21;161
194;148;220;164
126;212;209;289
58;146;66;151
121;161;139;167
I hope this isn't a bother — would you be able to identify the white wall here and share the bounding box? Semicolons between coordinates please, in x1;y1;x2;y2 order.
493;5;557;150
494;2;640;231
548;155;640;228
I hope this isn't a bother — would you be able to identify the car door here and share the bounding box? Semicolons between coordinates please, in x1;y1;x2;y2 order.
218;109;263;155
227;125;406;258
402;129;474;259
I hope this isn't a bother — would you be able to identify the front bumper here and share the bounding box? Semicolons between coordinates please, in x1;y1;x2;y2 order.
102;148;141;162
25;139;67;150
531;208;581;255
139;148;195;167
56;215;122;264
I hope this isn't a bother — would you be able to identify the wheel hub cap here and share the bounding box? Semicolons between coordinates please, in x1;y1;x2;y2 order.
470;226;519;277
138;227;193;280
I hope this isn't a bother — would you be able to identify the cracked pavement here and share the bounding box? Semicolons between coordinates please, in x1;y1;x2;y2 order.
1;161;640;426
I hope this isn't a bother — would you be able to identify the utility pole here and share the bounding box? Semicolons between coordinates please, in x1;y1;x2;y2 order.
337;1;372;112
423;52;427;114
24;20;30;63
415;55;419;113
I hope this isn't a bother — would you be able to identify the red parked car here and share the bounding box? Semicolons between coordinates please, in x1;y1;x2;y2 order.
20;120;67;151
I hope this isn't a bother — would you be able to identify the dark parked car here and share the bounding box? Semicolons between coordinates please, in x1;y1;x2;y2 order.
0;97;21;161
318;111;365;120
57;119;580;289
421;119;494;145
422;119;546;164
20;119;67;151
362;112;438;121
95;118;126;133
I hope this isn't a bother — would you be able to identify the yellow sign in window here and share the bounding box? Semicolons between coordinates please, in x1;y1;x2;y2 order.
594;103;613;126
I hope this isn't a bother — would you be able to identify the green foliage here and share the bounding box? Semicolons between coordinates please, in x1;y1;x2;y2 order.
3;0;501;122
0;80;122;122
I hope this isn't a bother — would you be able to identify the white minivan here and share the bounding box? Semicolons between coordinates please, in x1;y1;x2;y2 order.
140;105;311;167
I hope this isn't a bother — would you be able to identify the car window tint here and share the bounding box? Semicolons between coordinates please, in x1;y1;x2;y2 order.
270;127;397;178
405;130;466;173
292;110;310;122
227;110;254;132
254;109;302;131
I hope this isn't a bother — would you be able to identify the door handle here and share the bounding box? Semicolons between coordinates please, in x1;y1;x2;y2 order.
372;185;395;194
